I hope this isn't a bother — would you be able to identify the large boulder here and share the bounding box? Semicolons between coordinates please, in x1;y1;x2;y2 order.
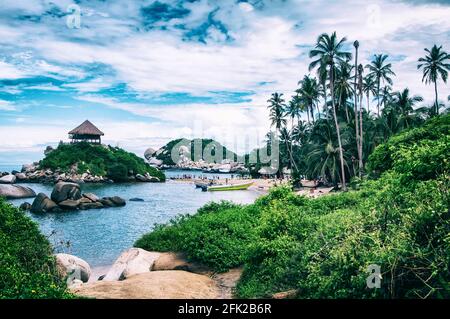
58;199;81;210
110;196;126;207
19;202;32;211
15;172;27;180
55;253;91;283
51;182;81;203
0;184;36;199
0;174;16;184
79;202;104;210
103;248;161;281
71;270;220;299
144;147;156;161
83;193;100;202
31;193;59;213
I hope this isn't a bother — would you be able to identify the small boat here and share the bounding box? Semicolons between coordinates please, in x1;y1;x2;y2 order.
207;181;253;192
194;180;211;188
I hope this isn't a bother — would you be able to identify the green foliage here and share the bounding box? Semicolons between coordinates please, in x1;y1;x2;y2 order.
40;142;165;182
0;199;72;299
135;115;450;299
367;114;450;176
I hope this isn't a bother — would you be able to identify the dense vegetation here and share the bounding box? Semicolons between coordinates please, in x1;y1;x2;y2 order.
255;33;449;188
40;142;165;182
154;138;241;166
0;199;71;299
135;114;450;298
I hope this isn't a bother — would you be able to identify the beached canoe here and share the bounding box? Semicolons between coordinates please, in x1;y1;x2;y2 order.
207;181;253;191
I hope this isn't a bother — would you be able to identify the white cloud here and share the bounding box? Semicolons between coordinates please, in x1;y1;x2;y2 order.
0;100;16;111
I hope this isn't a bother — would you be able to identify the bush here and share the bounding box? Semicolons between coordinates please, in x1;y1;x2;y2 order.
0;199;71;298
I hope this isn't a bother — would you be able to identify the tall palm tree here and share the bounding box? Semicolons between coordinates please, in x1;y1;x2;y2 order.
366;54;396;116
297;75;320;124
309;32;351;190
357;64;364;176
417;45;450;115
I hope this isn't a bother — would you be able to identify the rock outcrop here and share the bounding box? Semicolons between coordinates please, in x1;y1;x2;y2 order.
103;248;161;281
71;270;220;299
0;174;16;184
29;183;125;213
56;253;91;283
0;184;36;199
51;182;81;203
31;193;59;213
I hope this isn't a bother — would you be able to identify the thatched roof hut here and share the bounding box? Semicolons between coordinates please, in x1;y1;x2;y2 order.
69;120;104;144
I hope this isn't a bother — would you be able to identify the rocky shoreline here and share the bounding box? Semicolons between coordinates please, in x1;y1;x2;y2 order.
60;248;242;299
0;162;162;185
19;181;126;213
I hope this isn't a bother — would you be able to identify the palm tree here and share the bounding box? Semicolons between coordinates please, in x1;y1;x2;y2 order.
357;64;364;176
417;45;450;115
309;32;351;190
391;88;424;130
297;75;320;124
380;85;393;108
267;92;287;132
366;54;396;116
334;59;354;123
362;75;377;113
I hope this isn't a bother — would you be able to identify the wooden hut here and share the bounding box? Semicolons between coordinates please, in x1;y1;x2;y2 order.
68;120;104;144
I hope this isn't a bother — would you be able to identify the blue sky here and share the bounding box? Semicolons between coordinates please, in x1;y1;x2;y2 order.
0;0;449;164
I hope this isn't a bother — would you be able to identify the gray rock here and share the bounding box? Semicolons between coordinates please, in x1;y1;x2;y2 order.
56;253;91;283
31;193;59;213
59;199;80;210
83;193;99;202
135;174;148;182
15;172;27;180
79;202;104;210
0;174;16;184
51;182;81;203
100;198;115;207
0;184;36;199
110;196;126;207
129;198;144;202
103;248;160;281
19;202;32;211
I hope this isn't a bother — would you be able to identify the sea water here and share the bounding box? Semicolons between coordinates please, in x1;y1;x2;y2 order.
6;174;258;267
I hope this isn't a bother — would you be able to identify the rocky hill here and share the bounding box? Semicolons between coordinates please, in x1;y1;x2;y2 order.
145;138;247;173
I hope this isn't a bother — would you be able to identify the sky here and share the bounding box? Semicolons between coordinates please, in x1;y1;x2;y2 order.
0;0;449;165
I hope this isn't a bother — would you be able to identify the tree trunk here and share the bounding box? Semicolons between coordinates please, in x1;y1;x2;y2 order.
310;104;315;123
377;78;380;117
434;80;439;115
330;62;347;191
359;94;364;177
353;47;360;176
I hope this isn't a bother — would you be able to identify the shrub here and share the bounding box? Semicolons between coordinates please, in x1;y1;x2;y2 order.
0;199;71;299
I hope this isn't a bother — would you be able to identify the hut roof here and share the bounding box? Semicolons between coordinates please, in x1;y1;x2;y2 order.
69;120;104;136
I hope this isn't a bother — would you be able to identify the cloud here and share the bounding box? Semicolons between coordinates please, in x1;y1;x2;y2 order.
0;0;449;163
0;100;16;111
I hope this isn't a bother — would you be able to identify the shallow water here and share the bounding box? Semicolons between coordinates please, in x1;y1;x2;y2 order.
8;179;258;267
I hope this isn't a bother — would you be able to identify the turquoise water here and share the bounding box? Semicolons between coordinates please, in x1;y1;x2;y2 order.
7;178;258;267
